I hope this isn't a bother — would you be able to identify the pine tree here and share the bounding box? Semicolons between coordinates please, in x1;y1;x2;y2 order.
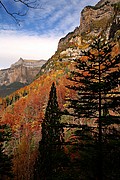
35;82;68;180
67;38;120;180
0;124;13;179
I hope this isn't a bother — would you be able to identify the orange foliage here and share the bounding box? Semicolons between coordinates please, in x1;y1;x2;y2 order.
0;66;77;179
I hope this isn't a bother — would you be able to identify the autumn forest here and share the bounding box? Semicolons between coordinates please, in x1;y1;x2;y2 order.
0;37;120;180
0;0;120;179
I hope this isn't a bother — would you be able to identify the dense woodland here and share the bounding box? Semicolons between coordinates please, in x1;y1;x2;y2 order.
0;37;119;180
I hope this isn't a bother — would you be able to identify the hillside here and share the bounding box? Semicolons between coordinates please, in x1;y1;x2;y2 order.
0;0;120;179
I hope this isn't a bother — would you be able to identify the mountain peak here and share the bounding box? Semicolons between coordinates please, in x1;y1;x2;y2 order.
0;59;46;88
11;58;46;68
58;0;120;53
95;0;120;7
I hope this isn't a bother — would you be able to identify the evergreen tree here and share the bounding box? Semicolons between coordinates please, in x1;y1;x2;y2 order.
67;38;120;180
0;124;13;179
35;82;68;180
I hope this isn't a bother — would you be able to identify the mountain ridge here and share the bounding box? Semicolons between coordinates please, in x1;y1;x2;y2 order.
0;58;46;86
0;58;46;97
57;0;120;52
42;0;119;73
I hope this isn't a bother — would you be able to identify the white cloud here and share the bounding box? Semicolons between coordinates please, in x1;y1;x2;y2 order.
0;30;60;69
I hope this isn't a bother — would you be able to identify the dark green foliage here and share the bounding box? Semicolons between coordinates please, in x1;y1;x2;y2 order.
22;90;28;97
67;38;120;121
5;96;11;106
67;38;120;180
0;124;13;179
0;82;28;98
34;82;69;180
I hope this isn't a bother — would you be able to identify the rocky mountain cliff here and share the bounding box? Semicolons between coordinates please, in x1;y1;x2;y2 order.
0;58;46;97
58;0;120;49
39;0;120;75
0;58;46;86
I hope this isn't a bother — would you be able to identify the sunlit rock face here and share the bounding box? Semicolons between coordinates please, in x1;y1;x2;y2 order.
58;0;120;51
39;0;120;77
0;58;46;86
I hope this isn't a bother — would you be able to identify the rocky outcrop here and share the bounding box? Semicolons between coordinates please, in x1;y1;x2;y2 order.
57;27;80;50
40;0;120;76
80;0;120;38
0;58;46;86
95;0;120;7
58;0;120;51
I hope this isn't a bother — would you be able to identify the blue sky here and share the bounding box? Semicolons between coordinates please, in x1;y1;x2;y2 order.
0;0;99;69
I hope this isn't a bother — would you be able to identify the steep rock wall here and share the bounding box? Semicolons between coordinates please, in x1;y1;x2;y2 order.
0;58;46;86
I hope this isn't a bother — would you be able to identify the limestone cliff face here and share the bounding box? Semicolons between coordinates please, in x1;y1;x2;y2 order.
39;0;120;76
80;0;120;38
58;0;120;51
0;58;46;86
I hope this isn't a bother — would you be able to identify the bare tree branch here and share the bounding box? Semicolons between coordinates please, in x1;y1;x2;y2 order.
0;0;42;25
14;0;39;8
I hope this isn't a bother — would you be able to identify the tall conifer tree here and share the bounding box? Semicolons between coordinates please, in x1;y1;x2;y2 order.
67;38;120;180
35;82;67;180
